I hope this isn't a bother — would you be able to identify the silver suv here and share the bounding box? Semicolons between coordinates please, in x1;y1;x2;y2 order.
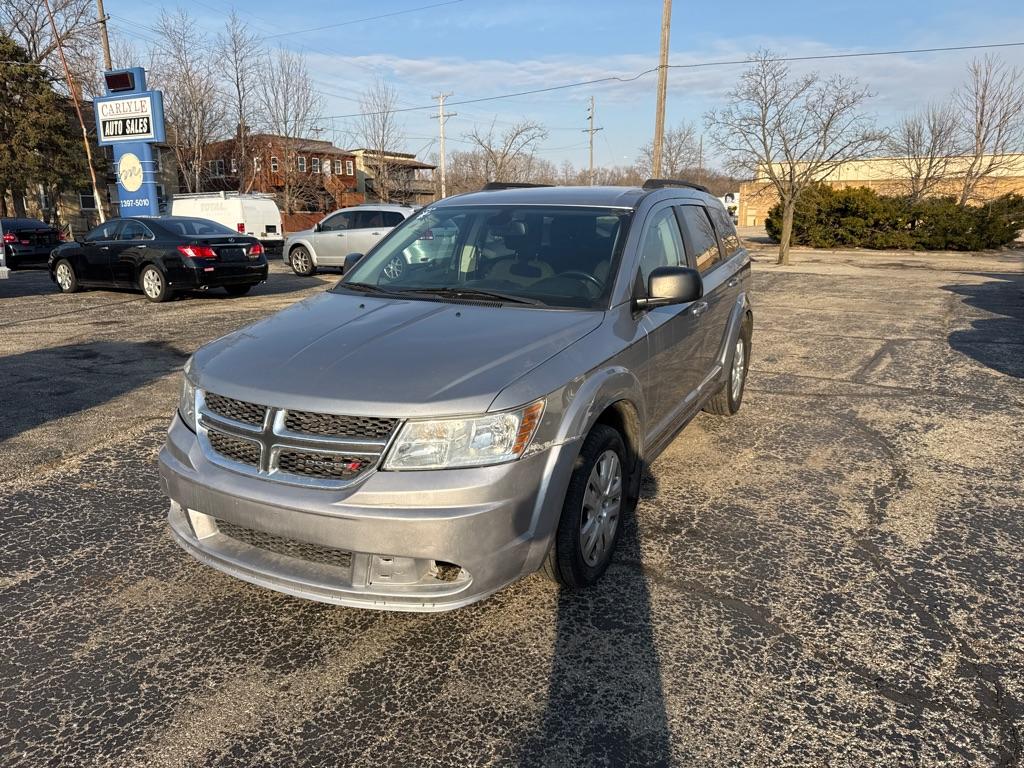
284;203;415;275
160;181;753;611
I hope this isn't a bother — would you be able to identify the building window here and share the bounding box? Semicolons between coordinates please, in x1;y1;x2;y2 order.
297;156;306;172
79;190;96;210
231;158;238;174
270;156;279;172
334;159;342;175
323;158;332;176
311;157;320;174
216;159;225;177
345;159;354;176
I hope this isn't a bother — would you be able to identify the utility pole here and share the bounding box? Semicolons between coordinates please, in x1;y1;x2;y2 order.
583;95;604;185
95;0;112;70
431;92;456;198
651;0;672;178
43;0;106;223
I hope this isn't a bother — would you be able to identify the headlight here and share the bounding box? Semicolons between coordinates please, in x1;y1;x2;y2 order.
178;363;197;432
383;400;545;470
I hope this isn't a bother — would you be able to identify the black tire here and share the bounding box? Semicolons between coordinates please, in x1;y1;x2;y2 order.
54;258;79;293
139;264;172;303
289;246;316;276
704;316;752;416
224;284;253;297
543;424;629;588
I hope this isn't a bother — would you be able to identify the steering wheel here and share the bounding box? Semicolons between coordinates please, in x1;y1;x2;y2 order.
558;270;603;291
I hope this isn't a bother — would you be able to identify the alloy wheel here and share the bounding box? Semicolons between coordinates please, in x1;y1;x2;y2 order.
580;449;622;567
56;263;72;291
731;337;746;401
143;268;162;299
292;249;311;274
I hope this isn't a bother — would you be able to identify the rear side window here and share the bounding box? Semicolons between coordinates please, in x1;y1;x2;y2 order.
84;221;121;242
118;220;154;241
678;205;721;274
709;206;741;256
381;211;405;227
637;207;685;285
353;210;386;228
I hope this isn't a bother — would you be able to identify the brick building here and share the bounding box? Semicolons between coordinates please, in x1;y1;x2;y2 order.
737;154;1024;227
202;134;364;213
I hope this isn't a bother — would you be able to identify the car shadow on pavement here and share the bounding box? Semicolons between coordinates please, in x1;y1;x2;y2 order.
944;272;1024;379
518;467;672;767
0;340;188;443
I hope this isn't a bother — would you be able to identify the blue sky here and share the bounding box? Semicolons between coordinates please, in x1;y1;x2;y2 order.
106;0;1024;169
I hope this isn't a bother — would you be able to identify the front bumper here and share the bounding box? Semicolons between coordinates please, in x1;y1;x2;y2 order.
158;415;580;611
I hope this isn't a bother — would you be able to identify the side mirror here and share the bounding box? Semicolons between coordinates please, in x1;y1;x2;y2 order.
342;252;365;274
634;266;703;309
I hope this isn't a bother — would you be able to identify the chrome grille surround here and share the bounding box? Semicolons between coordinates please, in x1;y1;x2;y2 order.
196;390;398;489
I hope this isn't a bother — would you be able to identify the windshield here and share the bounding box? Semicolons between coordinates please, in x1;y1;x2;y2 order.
337;205;632;309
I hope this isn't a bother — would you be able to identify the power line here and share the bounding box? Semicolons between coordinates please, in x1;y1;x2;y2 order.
308;40;1024;121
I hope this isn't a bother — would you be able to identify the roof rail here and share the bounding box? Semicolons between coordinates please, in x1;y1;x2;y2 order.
642;178;711;193
480;182;554;191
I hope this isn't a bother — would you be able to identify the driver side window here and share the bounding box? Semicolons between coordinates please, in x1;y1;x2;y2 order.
320;212;352;232
637;207;684;286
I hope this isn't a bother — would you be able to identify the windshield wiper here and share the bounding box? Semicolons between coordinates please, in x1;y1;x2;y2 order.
399;287;546;306
336;281;408;297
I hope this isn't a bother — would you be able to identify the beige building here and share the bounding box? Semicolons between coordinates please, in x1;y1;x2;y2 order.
351;149;436;206
738;154;1024;227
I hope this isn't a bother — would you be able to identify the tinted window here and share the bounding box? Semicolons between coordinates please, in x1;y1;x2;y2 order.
679;205;721;273
160;218;238;237
320;212;352;231
381;211;405;227
84;221;121;242
118;220;154;241
354;210;387;229
638;207;684;285
709;206;740;256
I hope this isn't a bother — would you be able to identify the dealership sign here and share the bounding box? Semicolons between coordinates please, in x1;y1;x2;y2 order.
98;96;156;142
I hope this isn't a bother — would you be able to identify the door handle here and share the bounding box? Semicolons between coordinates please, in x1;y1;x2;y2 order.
371;232;381;236
728;277;739;288
99;245;110;250
691;301;709;317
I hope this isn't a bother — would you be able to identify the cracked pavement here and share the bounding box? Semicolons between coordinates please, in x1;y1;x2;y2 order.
1;250;1022;766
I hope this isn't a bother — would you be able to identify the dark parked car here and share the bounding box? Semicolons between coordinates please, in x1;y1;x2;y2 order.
2;217;62;268
48;216;268;302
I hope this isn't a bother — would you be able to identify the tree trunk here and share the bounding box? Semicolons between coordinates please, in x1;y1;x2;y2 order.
777;198;795;265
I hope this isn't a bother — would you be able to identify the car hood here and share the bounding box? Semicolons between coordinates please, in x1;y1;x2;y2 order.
192;291;604;417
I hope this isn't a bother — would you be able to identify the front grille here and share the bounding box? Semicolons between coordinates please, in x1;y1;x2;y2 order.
215;520;353;569
207;430;261;466
278;450;368;480
284;410;397;440
205;393;266;426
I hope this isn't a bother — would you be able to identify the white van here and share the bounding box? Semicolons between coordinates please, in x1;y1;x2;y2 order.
170;192;284;253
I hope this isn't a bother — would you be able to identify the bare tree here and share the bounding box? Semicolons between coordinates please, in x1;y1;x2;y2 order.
150;10;228;193
887;104;960;202
464;119;548;183
1;0;99;93
355;77;406;203
955;55;1024;205
258;47;321;213
636;121;700;178
217;10;261;192
706;50;885;264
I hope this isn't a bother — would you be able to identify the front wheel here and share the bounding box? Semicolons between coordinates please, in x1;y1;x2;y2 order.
289;246;316;276
54;259;79;293
543;424;628;588
140;265;172;303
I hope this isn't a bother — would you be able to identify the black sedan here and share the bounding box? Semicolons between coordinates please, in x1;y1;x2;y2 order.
48;216;269;302
2;217;63;269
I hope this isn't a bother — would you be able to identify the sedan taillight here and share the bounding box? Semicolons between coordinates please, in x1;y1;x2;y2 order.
248;242;265;259
177;244;217;259
2;232;15;244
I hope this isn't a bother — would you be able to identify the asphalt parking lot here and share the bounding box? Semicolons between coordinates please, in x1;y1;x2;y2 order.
2;250;1023;767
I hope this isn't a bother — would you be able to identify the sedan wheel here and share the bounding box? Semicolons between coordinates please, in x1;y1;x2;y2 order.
55;260;78;293
140;265;171;302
